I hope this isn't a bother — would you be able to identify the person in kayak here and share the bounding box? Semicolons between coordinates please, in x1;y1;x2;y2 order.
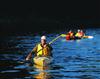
75;29;83;39
66;33;70;40
66;30;74;40
80;30;85;37
26;36;53;60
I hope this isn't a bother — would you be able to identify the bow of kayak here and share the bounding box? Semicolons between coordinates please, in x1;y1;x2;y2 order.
83;36;94;39
33;57;52;66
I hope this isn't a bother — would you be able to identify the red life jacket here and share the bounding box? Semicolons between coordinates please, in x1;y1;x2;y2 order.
68;32;74;37
66;34;70;40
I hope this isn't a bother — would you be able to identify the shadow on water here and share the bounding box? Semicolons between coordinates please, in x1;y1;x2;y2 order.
0;28;100;79
0;60;30;79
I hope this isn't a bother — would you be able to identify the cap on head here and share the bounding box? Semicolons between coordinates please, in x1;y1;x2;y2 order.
78;29;80;32
69;30;72;32
41;36;46;40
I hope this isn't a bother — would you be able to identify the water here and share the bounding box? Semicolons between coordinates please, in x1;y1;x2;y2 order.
0;28;100;79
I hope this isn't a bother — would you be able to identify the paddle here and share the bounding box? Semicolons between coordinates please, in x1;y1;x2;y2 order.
49;34;64;44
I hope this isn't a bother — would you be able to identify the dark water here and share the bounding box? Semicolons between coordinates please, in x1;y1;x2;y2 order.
0;28;100;79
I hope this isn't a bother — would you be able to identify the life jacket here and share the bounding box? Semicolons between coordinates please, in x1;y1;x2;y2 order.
80;32;84;36
69;32;74;37
37;44;50;56
75;32;82;37
66;34;70;40
37;44;43;56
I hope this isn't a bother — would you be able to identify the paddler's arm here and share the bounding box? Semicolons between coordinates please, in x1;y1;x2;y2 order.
25;52;32;60
25;45;38;60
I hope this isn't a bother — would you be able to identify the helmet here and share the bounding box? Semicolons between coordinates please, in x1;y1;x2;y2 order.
78;29;80;32
41;36;46;40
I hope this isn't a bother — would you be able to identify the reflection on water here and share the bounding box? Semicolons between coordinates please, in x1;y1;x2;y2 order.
33;65;52;79
0;28;100;79
34;71;51;79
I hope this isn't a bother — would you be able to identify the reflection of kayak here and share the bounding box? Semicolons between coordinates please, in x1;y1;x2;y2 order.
33;57;52;66
61;34;93;40
33;70;51;79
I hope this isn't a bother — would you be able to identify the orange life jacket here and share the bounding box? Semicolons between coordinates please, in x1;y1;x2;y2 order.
69;32;74;37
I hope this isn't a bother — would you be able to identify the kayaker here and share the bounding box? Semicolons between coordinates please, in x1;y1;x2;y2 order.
75;29;83;38
66;33;70;40
80;30;85;36
26;36;53;60
66;30;74;40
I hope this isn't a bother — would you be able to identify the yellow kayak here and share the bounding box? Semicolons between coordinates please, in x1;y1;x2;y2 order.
33;57;52;66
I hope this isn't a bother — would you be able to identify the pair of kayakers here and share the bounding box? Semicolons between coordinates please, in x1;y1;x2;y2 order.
26;36;53;60
75;29;85;39
66;29;85;40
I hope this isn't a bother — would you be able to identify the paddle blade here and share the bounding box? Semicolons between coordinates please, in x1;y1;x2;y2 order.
61;34;66;37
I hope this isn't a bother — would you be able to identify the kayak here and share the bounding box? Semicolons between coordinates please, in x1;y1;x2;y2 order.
33;57;52;66
61;34;93;39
